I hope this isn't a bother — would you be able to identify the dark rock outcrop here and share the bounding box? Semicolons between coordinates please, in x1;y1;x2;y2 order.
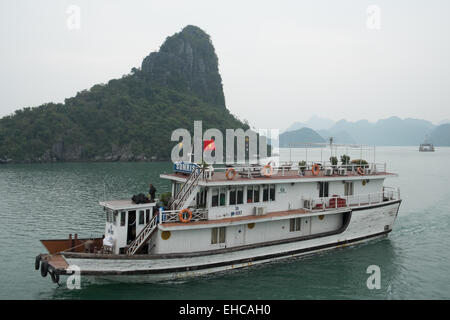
141;25;225;107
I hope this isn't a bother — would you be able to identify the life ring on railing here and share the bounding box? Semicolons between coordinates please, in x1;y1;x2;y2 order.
262;164;274;177
311;163;320;176
179;208;192;223
225;168;236;180
357;167;365;175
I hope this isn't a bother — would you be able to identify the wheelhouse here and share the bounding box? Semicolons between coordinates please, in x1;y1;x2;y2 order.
99;200;157;254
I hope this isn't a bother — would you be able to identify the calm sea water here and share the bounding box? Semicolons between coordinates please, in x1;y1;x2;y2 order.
0;146;449;299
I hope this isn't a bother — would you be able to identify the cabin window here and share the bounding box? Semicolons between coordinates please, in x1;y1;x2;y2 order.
229;188;236;205
211;227;218;244
263;184;275;202
211;227;226;244
145;209;150;223
120;211;126;226
212;188;219;207
237;187;243;204
229;187;243;205
113;211;118;224
254;185;260;202
247;185;260;203
344;182;354;196
196;188;207;207
289;218;301;232
139;210;145;225
319;182;329;198
247;186;253;203
105;209;115;223
174;182;181;198
263;185;269;201
219;188;226;206
269;184;276;201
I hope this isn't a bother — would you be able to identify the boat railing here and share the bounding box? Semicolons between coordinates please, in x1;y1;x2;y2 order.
302;187;400;211
208;161;387;178
160;208;208;223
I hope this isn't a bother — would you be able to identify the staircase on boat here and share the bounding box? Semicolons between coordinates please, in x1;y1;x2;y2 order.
169;166;204;210
127;167;204;255
126;213;159;255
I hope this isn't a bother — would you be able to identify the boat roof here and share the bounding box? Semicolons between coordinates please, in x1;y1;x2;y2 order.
99;200;157;211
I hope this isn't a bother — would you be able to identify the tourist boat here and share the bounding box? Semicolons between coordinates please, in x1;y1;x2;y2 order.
419;135;435;152
419;143;434;152
35;155;401;283
419;143;435;152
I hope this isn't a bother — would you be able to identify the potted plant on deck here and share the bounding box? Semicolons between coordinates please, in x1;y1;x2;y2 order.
340;154;351;171
350;159;369;172
329;156;338;174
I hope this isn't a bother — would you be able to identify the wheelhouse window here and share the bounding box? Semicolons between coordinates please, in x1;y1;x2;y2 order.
105;209;112;223
211;227;226;244
145;209;150;223
120;211;126;226
289;218;301;232
139;210;145;225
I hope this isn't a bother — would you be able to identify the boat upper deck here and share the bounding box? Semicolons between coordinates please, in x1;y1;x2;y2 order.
161;162;396;185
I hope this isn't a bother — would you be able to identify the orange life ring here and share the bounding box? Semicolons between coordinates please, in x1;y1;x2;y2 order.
179;208;192;223
311;163;320;176
262;164;274;177
225;168;236;180
357;167;365;175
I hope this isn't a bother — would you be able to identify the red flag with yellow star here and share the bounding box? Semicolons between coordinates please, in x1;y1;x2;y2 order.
203;139;215;151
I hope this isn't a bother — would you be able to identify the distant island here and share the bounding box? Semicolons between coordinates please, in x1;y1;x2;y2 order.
283;116;450;146
0;25;248;163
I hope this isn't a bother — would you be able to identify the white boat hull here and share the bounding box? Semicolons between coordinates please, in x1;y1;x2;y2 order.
62;201;401;282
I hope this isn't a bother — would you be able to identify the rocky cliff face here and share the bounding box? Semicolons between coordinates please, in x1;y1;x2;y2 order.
141;25;226;108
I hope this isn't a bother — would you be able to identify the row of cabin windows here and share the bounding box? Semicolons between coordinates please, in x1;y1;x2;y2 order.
317;181;354;197
211;184;276;207
110;209;151;227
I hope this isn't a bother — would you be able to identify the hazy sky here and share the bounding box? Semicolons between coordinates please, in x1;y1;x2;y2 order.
1;0;449;131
